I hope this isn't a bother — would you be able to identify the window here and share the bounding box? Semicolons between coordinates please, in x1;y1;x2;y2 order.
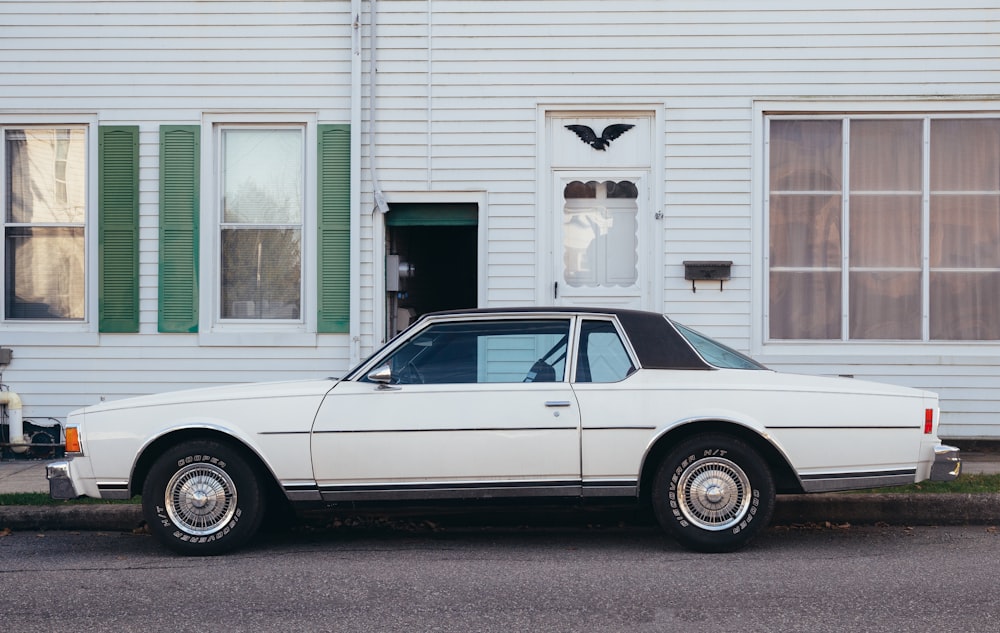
172;120;349;338
673;321;766;370
368;320;571;385
217;127;304;321
767;115;1000;341
562;179;639;288
3;127;87;320
575;319;634;382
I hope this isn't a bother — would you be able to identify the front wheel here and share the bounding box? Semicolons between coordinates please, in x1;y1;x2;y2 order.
651;433;775;553
142;440;265;555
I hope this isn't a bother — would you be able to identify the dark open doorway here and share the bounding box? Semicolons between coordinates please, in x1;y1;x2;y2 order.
386;204;478;337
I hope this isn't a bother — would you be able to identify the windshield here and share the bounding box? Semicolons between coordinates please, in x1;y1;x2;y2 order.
671;321;767;370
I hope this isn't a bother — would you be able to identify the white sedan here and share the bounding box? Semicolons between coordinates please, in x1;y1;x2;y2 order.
48;308;961;555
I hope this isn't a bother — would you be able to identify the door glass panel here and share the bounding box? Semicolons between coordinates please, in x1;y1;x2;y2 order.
368;320;571;385
562;180;638;288
575;320;634;383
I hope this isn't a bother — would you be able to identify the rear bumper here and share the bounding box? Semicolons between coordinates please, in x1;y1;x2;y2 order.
46;460;80;499
930;444;961;481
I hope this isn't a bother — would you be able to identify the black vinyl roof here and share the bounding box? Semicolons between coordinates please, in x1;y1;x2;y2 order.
423;307;712;370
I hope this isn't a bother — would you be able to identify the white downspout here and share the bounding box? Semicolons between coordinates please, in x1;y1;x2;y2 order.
369;0;389;214
0;391;26;454
350;0;363;365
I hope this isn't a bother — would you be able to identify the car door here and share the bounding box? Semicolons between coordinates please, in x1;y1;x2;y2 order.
570;317;650;499
310;317;582;501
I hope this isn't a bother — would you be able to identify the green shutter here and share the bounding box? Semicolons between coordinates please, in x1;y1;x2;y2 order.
158;126;200;332
98;126;140;333
317;124;351;333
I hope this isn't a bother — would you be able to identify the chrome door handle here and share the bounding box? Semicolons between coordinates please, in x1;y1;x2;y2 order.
545;400;572;408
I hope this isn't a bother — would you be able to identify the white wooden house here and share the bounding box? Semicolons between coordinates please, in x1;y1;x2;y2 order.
2;1;1000;444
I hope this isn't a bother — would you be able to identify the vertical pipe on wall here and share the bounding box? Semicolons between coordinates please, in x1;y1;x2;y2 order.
369;0;389;215
0;390;26;453
350;0;363;365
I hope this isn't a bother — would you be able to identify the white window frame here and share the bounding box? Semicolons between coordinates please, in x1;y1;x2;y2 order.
753;99;1000;359
198;113;317;346
0;114;98;342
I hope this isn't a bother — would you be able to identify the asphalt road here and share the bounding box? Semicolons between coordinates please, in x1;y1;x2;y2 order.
2;524;998;633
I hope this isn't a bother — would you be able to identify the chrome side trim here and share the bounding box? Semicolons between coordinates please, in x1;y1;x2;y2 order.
318;481;581;503
581;480;638;498
930;444;962;481
96;482;131;500
800;471;916;493
46;461;79;499
283;482;323;502
290;480;639;503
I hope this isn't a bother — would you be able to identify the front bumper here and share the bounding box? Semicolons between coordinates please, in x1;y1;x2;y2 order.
46;460;81;499
930;444;962;481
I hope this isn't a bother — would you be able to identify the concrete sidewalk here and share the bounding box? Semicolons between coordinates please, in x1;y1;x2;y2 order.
1;450;999;532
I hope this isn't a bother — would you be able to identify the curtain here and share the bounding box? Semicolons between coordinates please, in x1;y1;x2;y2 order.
929;120;1000;340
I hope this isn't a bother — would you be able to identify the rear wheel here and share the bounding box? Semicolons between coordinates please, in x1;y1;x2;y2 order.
142;440;265;555
651;433;775;553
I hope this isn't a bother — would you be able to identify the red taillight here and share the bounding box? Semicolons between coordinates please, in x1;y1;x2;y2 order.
924;409;934;435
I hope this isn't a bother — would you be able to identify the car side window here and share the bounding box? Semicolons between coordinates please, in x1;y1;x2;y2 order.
575;319;635;383
369;319;571;385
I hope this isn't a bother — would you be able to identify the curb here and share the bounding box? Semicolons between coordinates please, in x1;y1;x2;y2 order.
2;494;999;533
0;505;143;532
774;493;1000;526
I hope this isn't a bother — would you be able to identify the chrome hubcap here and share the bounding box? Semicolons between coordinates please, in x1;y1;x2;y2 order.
677;457;751;531
165;463;237;537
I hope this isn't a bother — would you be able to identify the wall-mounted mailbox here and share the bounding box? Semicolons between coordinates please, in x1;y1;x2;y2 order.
683;260;732;292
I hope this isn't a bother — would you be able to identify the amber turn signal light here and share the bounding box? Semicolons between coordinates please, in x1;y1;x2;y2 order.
64;426;81;453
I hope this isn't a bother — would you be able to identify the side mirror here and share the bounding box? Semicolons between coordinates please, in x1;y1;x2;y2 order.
366;363;394;387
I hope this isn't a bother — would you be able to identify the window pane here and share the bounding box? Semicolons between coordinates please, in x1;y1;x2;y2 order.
222;129;302;224
576;320;634;382
377;320;570;385
562;180;638;288
849;271;921;340
850;195;921;268
930;195;1000;269
769;194;842;268
221;228;301;319
769;271;840;339
672;321;766;370
930;119;1000;191
850;120;922;191
5;227;84;319
5;128;86;224
769;120;842;191
931;272;1000;340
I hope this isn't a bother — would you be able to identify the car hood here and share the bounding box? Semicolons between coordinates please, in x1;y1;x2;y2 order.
70;378;340;416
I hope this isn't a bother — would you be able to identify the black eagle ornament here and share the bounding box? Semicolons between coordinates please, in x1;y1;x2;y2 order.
565;123;635;150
